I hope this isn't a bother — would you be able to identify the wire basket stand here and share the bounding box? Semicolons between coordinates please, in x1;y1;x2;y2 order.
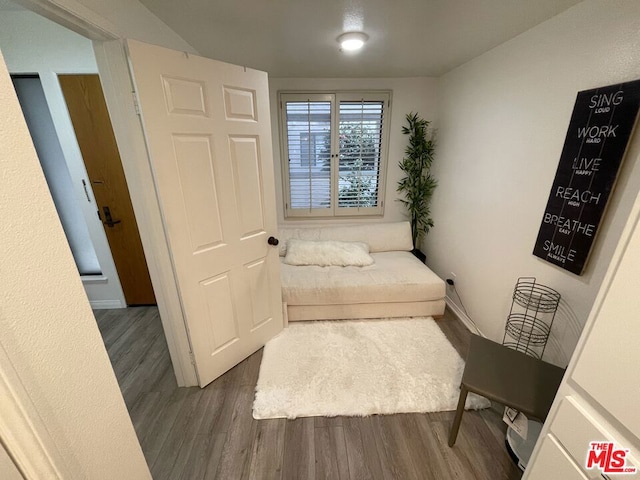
502;277;561;359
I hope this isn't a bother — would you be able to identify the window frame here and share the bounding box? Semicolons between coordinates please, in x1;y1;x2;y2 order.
279;90;392;219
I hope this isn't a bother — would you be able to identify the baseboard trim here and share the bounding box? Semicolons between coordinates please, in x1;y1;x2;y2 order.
90;300;125;309
445;295;485;338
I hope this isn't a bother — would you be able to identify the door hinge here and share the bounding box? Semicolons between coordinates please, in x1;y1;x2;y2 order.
132;91;141;115
189;352;196;365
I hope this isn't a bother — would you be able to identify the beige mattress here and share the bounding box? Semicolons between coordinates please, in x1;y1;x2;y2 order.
281;251;446;306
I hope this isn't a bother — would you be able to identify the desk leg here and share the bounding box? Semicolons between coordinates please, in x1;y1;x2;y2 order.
448;385;468;447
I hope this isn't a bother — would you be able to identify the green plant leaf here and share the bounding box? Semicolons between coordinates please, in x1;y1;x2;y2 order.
397;112;437;246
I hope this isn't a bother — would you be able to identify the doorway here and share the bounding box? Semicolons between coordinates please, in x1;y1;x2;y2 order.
1;5;166;394
0;7;133;308
3;10;156;307
0;0;199;388
11;71;156;306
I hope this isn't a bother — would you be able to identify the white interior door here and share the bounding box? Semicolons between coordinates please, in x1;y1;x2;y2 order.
126;39;283;387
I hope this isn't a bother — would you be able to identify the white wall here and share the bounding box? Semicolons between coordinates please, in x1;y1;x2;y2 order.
0;47;150;479
526;179;640;480
0;10;126;308
270;77;438;226
425;0;640;365
19;0;198;52
73;0;197;51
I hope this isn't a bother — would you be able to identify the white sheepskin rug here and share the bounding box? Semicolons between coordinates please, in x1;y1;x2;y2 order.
253;317;490;419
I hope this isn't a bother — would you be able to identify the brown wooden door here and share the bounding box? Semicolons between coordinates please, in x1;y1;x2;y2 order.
59;74;155;306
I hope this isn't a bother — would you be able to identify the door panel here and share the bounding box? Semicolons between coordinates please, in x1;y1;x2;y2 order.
127;40;283;387
162;77;208;116
173;135;224;250
223;86;257;120
200;273;238;350
229;136;265;236
59;74;156;305
245;258;273;329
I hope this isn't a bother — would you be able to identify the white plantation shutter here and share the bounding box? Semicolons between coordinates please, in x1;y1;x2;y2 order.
337;94;388;215
280;91;390;218
282;94;333;217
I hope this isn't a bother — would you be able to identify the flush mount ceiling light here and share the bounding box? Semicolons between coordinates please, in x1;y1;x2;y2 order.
337;32;369;52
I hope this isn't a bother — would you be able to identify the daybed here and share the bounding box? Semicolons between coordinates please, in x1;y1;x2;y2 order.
278;221;446;322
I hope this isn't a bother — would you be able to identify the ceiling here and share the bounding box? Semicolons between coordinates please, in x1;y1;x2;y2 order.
0;0;24;10
138;0;584;78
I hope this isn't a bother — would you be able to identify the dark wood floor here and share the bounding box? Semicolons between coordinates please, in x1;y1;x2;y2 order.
94;307;522;480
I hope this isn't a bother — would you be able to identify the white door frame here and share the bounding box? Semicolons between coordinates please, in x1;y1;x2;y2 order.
15;0;198;387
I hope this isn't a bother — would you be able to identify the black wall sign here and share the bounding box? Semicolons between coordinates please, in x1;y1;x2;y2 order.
533;79;640;275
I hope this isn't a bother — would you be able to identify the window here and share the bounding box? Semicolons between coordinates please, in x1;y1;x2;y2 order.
280;92;391;217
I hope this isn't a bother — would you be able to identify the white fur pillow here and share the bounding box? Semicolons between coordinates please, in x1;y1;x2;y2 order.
283;239;374;267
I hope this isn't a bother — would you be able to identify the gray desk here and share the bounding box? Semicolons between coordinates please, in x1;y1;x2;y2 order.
448;334;565;447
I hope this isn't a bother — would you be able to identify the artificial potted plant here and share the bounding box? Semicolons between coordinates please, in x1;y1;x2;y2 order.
397;112;437;262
